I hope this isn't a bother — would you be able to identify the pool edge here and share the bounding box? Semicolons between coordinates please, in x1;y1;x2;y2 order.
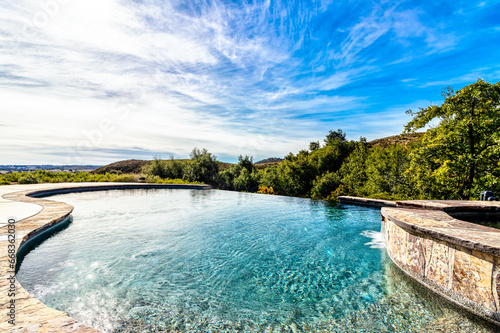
382;201;500;326
340;195;500;326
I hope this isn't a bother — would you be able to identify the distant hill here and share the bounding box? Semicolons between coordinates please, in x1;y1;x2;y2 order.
93;158;235;174
367;133;424;148
255;157;284;164
254;158;284;170
91;133;425;175
92;159;150;174
219;162;234;171
0;165;100;172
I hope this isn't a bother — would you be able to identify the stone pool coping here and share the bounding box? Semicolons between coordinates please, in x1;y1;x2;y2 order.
0;182;211;332
383;200;500;257
385;200;500;325
338;195;397;208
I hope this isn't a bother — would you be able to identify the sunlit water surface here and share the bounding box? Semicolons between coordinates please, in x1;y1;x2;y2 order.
17;189;497;332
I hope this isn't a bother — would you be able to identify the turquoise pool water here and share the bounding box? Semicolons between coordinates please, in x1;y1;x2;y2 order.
16;189;497;332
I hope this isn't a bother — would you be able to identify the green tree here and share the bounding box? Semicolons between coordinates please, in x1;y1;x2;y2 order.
233;168;260;192
309;141;320;152
143;156;169;179
404;79;500;199
310;171;341;200
143;156;185;179
277;154;316;197
261;151;316;197
237;155;256;173
216;155;258;191
259;165;286;194
259;130;354;198
310;131;355;175
338;139;369;196
165;156;184;179
363;145;411;200
184;148;220;184
309;142;350;175
324;129;347;146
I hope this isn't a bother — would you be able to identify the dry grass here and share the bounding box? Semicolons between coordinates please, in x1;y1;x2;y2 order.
93;159;150;174
367;132;424;149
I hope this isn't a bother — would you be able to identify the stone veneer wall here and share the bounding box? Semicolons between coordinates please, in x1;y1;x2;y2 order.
382;207;500;325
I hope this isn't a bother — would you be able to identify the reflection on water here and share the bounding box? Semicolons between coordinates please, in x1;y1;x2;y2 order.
448;212;500;229
113;252;498;333
16;189;498;332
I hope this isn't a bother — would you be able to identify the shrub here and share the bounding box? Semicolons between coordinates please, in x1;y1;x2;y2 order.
311;172;341;200
325;185;350;201
257;186;275;195
184;148;219;184
18;174;41;184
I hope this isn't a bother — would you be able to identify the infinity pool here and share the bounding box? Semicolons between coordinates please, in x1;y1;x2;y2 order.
16;189;496;332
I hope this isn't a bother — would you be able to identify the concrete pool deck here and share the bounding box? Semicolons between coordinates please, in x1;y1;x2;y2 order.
0;183;211;332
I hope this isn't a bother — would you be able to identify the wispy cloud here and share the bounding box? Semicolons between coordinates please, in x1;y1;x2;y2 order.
1;0;499;164
418;66;500;88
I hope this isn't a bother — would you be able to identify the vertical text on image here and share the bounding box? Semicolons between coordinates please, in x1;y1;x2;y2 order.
6;218;16;325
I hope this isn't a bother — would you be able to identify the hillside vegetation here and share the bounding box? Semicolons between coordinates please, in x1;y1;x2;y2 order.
94;134;422;175
138;79;500;201
93;159;150;174
0;169;199;186
255;157;284;164
367;133;423;148
2;80;498;201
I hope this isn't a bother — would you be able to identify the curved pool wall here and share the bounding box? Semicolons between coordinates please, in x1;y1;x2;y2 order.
15;215;73;272
378;199;500;326
0;183;211;333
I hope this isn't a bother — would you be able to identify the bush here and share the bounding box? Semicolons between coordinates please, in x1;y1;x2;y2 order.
257;186;275;195
111;174;135;182
18;174;41;184
184;148;219;184
325;185;350;201
311;172;341;200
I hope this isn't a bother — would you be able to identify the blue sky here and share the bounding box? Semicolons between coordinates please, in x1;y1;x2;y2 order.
1;0;500;164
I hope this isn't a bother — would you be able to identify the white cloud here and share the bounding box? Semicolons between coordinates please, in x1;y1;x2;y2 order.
332;6;393;65
0;0;486;164
330;6;457;66
418;67;500;88
333;99;436;141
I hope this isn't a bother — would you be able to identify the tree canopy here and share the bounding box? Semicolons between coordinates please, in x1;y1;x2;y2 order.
404;79;500;199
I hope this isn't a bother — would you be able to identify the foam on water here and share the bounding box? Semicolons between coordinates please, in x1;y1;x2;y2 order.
360;230;386;249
